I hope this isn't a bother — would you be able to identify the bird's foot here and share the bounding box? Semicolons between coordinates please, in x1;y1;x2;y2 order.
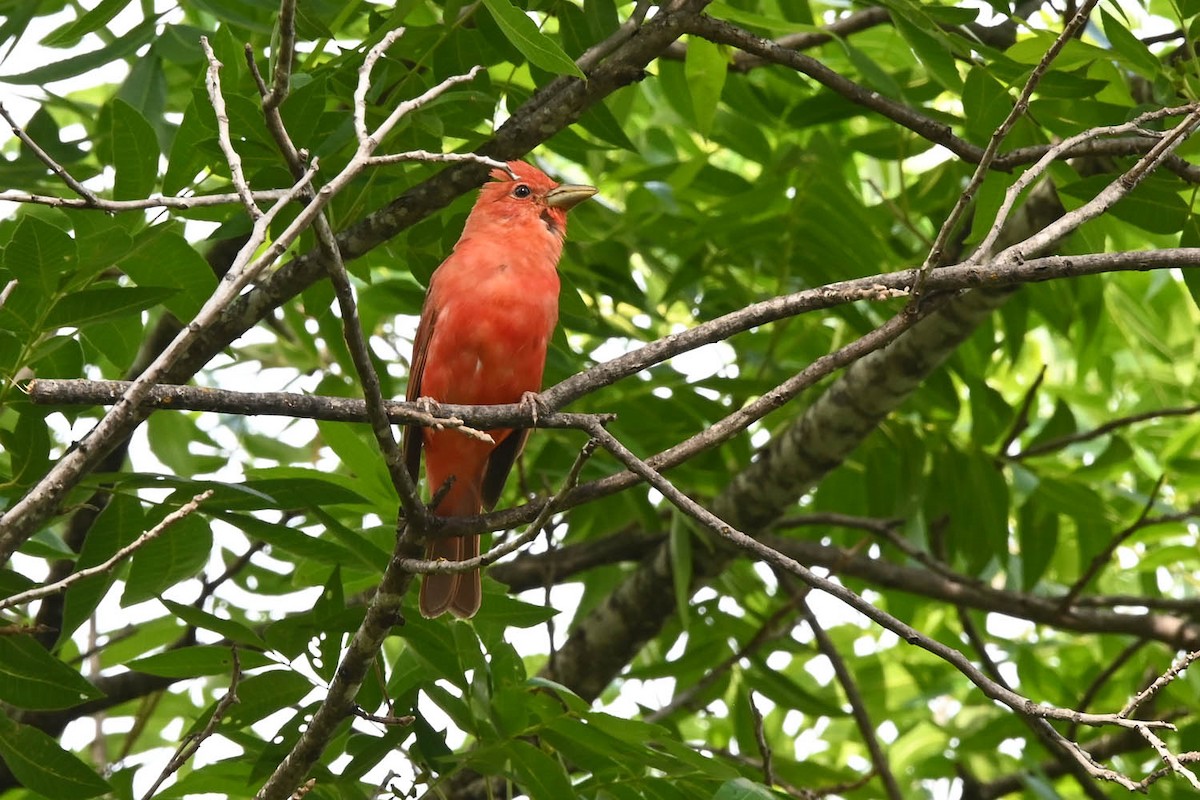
414;395;442;428
519;391;549;427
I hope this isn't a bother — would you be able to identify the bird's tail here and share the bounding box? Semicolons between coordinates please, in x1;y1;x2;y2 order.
419;478;482;619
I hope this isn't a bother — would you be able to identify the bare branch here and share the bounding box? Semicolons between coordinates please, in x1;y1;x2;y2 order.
200;36;261;219
1122;650;1200;720
262;0;297;111
140;646;242;800
974;105;1197;264
0;189;296;211
0;279;16;312
1014;402;1200;459
397;437;598;574
746;691;774;789
646;601;801;724
913;0;1100;294
994;106;1200;265
364;150;511;170
24;379;618;437
0;490;213;613
0;101;101;205
0;159;318;566
799;596;903;800
1059;475;1168;609
582;419;1176;736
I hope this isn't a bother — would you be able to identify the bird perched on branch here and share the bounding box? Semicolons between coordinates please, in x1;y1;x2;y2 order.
403;160;596;619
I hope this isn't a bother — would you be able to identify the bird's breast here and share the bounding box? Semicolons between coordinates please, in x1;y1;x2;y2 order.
421;259;560;407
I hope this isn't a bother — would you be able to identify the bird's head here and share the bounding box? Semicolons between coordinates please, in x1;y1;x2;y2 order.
466;160;596;241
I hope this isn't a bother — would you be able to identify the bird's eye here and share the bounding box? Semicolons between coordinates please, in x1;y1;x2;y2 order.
512;184;532;199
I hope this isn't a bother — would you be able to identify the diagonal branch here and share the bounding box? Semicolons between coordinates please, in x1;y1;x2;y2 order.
0;101;101;205
0;491;212;613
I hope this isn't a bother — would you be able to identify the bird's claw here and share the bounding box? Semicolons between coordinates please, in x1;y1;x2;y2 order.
519;391;548;427
414;395;442;428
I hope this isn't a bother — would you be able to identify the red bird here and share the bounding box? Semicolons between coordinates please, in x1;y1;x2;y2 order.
404;161;596;619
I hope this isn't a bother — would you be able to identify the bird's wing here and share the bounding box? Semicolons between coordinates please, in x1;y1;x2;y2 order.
403;284;439;482
481;429;529;510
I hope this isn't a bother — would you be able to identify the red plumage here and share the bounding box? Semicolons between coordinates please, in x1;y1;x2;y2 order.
404;161;595;618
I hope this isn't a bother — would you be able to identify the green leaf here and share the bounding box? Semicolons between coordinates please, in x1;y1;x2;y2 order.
163;98;218;196
110;98;159;200
4;409;51;486
505;739;576;800
0;712;110;798
480;0;585;78
45;286;176;328
121;225;217;320
42;0;133;47
65;212;135;281
204;670;311;731
117;51;168;124
887;2;963;90
577;102;638;151
243;467;373;508
1;18;157;84
129;645;273;677
1100;9;1160;78
159;600;264;648
4;215;76;294
962;66;1012;142
0;637;103;710
1018;501;1059;591
712;777;777;800
1059;174;1188;236
59;494;145;646
122;515;213;605
685;37;727;137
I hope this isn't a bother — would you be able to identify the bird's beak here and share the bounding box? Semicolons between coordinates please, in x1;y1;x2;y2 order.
545;184;597;210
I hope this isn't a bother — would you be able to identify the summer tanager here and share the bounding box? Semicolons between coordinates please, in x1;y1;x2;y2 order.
404;161;596;619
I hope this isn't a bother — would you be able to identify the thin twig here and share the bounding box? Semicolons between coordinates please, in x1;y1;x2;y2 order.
997;365;1046;459
1059;476;1167;609
0;101;101;205
200;36;260;219
262;0;297;111
974;104;1197;263
647;600;801;723
364;150;510;169
0;279;16;312
1122;650;1200;719
0;491;213;612
1015;403;1200;459
582;419;1176;735
351;706;415;726
265;26;429;521
0;189;296;211
911;0;1100;296
397;437;599;574
1067;637;1150;740
799;596;902;800
140;647;242;800
774;512;968;584
957;608;1111;798
992;105;1200;266
0;32;485;562
746;691;774;788
576;0;655;71
1136;724;1200;790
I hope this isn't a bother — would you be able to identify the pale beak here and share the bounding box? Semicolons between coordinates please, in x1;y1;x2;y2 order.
545;183;597;210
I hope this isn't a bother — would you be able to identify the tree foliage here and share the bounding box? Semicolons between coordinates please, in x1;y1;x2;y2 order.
2;1;1200;798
